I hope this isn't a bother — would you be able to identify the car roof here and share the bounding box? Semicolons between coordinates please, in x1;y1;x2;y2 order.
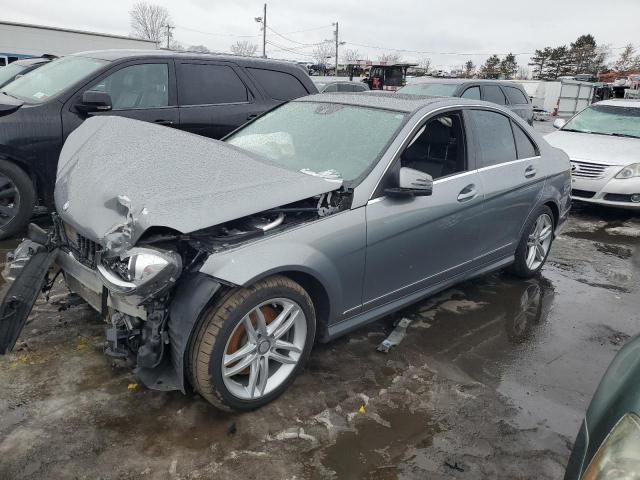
406;78;524;87
594;99;640;108
12;57;52;66
311;76;362;84
294;91;494;114
72;49;301;69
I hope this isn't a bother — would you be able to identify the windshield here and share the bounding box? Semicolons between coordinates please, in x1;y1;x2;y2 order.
226;101;406;182
562;105;640;138
0;62;29;88
398;83;459;97
2;56;108;103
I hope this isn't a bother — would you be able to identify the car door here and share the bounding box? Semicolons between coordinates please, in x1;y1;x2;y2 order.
62;60;179;138
176;61;265;139
503;85;534;123
362;109;484;310
467;108;544;265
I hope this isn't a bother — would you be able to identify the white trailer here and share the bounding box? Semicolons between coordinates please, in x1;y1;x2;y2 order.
514;79;596;117
0;20;157;63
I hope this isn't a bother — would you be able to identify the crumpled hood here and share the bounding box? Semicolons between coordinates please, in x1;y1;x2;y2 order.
545;130;640;166
55;116;342;251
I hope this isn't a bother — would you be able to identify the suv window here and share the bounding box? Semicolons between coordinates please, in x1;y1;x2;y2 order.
482;85;506;105
503;86;529;105
90;63;169;110
323;83;338;92
179;63;248;106
461;86;481;99
469;110;517;167
247;68;308;101
400;111;466;180
511;121;539;158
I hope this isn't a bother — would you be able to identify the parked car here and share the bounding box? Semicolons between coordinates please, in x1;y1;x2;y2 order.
398;79;534;125
0;93;570;411
311;76;369;93
546;100;640;209
0;50;317;239
0;55;55;88
564;334;640;479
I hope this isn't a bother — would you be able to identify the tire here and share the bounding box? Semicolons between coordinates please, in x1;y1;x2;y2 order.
187;275;316;411
509;205;555;279
0;160;35;240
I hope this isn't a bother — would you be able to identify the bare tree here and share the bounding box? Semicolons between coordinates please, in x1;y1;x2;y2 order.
230;41;258;57
419;57;432;73
377;52;402;64
187;44;210;54
312;42;334;66
129;2;171;45
516;66;531;79
343;49;361;63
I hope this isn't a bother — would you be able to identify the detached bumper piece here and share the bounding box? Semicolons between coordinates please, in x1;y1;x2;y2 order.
0;238;59;354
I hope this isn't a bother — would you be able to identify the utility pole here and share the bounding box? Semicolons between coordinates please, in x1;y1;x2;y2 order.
333;22;339;76
164;24;174;50
263;4;267;58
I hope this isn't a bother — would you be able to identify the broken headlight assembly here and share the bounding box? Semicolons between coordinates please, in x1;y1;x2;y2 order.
581;413;640;480
97;247;182;304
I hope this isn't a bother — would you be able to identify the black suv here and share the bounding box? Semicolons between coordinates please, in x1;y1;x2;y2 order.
0;50;317;238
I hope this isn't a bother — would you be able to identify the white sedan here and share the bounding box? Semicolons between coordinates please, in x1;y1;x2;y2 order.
546;99;640;209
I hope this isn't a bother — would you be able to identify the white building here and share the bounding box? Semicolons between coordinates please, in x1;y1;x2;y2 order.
0;21;157;64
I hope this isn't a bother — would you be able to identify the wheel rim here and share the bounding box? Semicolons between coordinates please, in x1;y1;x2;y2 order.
222;298;307;401
526;213;553;271
0;173;20;228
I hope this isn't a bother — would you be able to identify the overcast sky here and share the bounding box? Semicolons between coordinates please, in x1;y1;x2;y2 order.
2;0;638;69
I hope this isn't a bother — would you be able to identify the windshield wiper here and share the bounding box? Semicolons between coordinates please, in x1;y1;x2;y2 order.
560;128;590;133
608;132;640;139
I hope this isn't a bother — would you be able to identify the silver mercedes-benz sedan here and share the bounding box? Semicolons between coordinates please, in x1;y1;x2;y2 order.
546;99;640;210
0;93;571;411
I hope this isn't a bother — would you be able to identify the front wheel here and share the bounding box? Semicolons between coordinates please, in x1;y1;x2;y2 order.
0;160;35;240
509;206;555;278
188;275;316;411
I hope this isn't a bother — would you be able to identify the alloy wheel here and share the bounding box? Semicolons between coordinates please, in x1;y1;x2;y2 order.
222;298;307;400
526;213;553;271
0;174;20;228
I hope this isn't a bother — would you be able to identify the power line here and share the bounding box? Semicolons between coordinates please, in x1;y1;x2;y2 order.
266;26;328;47
174;25;259;38
265;40;316;58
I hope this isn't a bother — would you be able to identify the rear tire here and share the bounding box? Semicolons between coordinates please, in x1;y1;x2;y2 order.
0;160;35;240
509;205;555;278
187;275;316;411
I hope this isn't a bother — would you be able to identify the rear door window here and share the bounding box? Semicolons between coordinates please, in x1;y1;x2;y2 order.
247;68;308;101
504;86;529;105
178;63;249;105
461;86;481;99
511;121;539;158
469;109;517;167
481;85;506;105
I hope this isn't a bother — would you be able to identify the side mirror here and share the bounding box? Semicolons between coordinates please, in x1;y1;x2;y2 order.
385;167;433;198
76;90;112;113
553;118;566;129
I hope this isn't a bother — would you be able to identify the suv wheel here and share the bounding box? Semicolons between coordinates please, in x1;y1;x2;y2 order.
509;205;554;278
188;275;316;411
0;160;35;240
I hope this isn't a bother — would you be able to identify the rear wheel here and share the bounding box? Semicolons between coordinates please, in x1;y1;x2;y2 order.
188;275;316;411
0;160;35;240
509;206;554;278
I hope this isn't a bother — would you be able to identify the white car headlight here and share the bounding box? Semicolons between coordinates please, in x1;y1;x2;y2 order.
581;413;640;480
97;247;182;303
616;163;640;179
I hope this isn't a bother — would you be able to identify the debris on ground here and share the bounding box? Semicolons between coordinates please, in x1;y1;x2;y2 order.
376;317;413;353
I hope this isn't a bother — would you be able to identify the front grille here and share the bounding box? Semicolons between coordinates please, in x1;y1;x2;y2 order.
604;193;633;202
571;160;609;179
572;189;596;199
63;223;100;268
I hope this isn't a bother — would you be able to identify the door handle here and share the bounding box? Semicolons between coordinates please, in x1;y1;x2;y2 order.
457;184;477;202
246;114;259;120
524;165;537;178
154;119;174;126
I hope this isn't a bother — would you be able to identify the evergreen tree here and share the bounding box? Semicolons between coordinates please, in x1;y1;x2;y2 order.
480;55;501;79
500;53;518;79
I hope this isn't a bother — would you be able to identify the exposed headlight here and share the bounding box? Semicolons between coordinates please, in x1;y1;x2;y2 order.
616;163;640;179
97;247;182;304
581;413;640;480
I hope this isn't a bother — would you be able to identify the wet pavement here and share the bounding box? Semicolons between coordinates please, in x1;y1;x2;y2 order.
1;136;639;478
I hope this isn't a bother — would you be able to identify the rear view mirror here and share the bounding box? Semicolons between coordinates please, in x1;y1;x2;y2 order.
385;167;433;198
77;90;112;113
553;118;566;129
